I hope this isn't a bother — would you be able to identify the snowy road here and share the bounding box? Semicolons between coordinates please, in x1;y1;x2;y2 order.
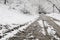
39;14;60;37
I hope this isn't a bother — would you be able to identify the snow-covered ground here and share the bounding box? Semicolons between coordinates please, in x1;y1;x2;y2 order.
0;21;33;40
0;4;38;25
0;4;39;40
46;13;60;26
46;13;60;20
0;4;60;40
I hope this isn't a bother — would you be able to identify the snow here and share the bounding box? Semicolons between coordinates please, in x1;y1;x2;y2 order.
0;4;60;40
38;20;46;35
46;13;60;26
46;13;60;39
47;27;56;35
46;13;60;20
0;5;38;24
38;13;60;37
0;4;39;40
0;19;36;40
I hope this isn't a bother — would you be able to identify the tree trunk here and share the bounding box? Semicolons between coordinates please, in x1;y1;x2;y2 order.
4;0;7;4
